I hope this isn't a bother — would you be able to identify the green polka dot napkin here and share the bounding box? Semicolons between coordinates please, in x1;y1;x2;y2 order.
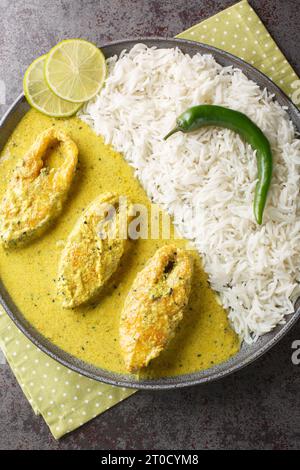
0;0;299;439
0;309;135;438
177;0;299;103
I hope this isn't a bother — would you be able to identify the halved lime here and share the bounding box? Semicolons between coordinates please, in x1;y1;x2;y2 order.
23;55;82;117
45;39;107;103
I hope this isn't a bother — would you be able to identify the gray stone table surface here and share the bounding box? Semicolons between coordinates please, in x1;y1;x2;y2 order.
0;0;300;450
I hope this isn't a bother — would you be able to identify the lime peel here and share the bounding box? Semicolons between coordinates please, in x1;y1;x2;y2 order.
23;55;82;118
44;39;107;103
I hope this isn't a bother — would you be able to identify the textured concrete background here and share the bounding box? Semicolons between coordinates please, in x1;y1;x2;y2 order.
0;0;300;450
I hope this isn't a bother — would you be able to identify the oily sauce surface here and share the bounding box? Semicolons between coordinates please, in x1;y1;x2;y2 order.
0;109;239;377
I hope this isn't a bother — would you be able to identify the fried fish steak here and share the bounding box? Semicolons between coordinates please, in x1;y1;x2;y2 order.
120;244;194;373
0;128;78;247
58;192;132;308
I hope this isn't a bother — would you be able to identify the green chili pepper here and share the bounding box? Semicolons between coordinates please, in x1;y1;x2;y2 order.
164;105;273;225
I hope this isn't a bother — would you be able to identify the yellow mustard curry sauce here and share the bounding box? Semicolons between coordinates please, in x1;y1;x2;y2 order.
0;109;239;377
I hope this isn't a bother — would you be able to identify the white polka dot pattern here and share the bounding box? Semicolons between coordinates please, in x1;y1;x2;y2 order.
0;309;135;439
177;0;299;104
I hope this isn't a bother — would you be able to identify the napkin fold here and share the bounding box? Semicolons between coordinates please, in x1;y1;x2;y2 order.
0;0;299;439
177;0;299;103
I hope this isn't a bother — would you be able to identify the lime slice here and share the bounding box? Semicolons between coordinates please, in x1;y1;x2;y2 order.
23;55;82;117
45;39;107;103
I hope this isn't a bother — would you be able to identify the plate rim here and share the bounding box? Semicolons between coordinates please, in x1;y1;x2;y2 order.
1;37;300;390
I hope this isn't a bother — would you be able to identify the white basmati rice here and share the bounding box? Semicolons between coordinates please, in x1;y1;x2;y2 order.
79;44;300;343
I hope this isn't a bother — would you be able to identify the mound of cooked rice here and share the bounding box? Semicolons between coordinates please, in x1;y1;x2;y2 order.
79;44;300;343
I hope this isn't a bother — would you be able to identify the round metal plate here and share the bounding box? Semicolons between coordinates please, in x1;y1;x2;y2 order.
1;38;300;390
